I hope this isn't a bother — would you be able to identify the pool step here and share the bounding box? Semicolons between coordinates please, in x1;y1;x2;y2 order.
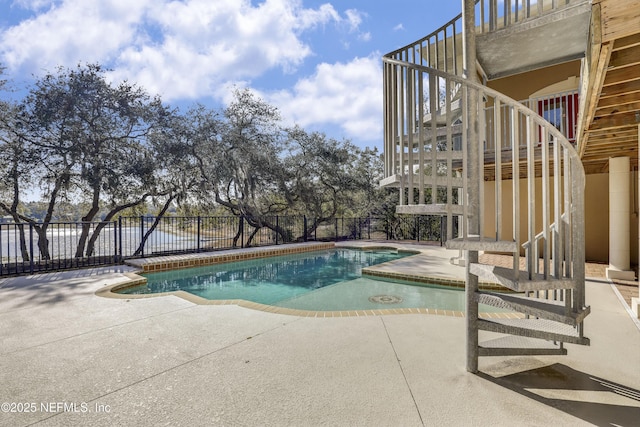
469;263;576;293
476;291;590;326
478;318;590;346
478;336;567;356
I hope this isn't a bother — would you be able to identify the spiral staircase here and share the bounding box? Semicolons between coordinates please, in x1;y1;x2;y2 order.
381;0;591;372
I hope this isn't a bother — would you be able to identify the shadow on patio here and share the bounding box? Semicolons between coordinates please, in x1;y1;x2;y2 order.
478;363;640;426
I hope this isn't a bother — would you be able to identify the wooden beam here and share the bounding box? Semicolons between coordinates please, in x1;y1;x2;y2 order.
585;128;638;137
587;135;638;145
595;100;640;117
577;41;612;157
612;33;640;51
599;78;640;98
589;111;640;130
596;90;640;107
608;47;640;69
586;136;638;145
599;0;640;43
586;141;637;149
603;64;640;86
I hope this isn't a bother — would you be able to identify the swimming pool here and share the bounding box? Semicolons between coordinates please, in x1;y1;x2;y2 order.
118;248;507;312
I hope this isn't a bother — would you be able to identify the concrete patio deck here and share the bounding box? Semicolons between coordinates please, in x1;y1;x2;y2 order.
0;243;638;426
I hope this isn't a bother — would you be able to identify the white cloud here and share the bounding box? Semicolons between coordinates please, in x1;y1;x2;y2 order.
1;0;364;101
345;9;363;31
1;0;150;72
265;54;383;143
1;0;380;145
393;23;404;31
359;32;372;42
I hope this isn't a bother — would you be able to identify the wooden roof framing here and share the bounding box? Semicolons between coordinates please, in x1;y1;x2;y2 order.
578;0;640;173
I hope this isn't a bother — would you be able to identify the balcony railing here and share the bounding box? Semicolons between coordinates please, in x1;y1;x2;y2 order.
485;89;579;151
384;0;585;76
477;0;580;33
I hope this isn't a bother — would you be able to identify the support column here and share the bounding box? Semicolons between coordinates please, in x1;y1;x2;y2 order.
463;0;479;374
606;156;635;280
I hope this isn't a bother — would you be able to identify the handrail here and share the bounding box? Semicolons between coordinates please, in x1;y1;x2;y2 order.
383;57;583;161
382;1;589;368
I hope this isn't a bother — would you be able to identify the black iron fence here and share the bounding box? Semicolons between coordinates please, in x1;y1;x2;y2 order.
0;214;455;277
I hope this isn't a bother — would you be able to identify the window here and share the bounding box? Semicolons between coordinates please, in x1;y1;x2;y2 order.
537;92;579;143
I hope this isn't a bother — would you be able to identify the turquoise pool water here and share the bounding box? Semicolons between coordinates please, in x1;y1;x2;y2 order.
119;248;505;312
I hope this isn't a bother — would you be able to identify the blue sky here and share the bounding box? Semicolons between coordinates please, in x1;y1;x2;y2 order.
0;0;460;151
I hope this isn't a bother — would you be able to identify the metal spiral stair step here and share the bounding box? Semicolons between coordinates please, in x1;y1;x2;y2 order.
396;204;464;216
469;263;577;292
476;291;590;326
477;318;590;346
478;335;568;357
446;237;518;253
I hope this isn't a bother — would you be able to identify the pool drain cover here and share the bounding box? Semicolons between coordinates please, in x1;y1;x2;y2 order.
369;294;403;304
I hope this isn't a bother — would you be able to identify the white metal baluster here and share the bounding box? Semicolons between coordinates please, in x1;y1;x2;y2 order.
446;78;454;240
527;115;536;279
494;99;502;241
462;85;469;240
478;90;486;241
398;65;406;206
554;131;563;283
407;67;415;205
429;74;438;206
511;106;520;274
418;71;426;205
564;146;572;307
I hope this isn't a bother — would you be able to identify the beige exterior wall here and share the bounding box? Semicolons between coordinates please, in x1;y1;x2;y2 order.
584;172;638;265
481;172;638;264
486;60;581;101
584;173;610;263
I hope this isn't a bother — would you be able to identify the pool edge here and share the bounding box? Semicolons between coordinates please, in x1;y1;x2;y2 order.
96;241;521;319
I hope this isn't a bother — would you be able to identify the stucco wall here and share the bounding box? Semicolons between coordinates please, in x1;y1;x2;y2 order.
583;172;638;265
486;60;581;101
584;173;609;263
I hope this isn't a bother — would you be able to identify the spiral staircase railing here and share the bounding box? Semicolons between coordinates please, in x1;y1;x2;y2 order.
381;0;589;371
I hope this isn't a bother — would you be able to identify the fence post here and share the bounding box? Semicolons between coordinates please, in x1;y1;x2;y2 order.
140;215;145;257
368;216;371;239
275;216;279;245
240;216;245;248
441;216;445;247
334;218;338;241
303;216;308;242
416;216;420;243
113;220;118;264
197;216;201;252
29;223;34;275
118;217;123;262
